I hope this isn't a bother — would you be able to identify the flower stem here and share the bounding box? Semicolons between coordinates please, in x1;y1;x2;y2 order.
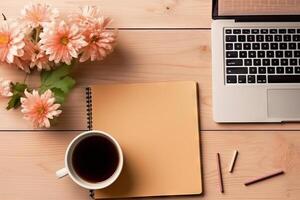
23;74;28;84
1;13;6;21
35;26;40;43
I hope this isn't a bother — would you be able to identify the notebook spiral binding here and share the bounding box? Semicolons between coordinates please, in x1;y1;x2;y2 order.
86;87;95;200
86;87;93;131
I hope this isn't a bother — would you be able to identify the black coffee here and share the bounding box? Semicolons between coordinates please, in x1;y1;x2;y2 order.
72;135;119;183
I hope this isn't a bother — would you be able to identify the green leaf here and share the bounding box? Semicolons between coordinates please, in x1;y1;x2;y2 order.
13;83;27;93
41;64;72;86
41;70;51;83
6;82;28;110
50;76;76;93
6;94;22;110
51;88;65;104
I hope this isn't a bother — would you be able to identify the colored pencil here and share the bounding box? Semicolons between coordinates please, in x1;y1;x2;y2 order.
229;150;239;173
217;153;224;193
244;170;285;186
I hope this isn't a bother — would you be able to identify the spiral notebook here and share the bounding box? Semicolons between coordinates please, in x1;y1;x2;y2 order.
86;81;202;199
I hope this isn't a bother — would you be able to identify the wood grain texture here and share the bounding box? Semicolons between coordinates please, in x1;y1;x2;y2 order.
2;31;300;130
0;0;211;28
0;131;299;200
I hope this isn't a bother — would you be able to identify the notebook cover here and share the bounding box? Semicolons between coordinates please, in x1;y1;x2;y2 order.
90;81;202;199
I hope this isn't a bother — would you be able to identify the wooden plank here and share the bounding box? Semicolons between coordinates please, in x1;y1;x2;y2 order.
0;131;88;200
1;30;300;130
0;130;299;199
0;0;211;28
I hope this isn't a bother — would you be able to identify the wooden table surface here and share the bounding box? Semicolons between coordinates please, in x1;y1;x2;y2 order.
0;0;300;199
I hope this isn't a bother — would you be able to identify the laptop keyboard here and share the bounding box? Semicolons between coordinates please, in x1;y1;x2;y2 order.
224;28;300;84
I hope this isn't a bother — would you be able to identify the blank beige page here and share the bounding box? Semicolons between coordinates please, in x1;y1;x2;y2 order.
91;81;202;199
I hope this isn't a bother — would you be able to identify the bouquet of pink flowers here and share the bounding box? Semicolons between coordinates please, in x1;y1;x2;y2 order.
0;4;117;128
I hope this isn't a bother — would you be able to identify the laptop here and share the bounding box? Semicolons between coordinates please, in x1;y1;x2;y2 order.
212;0;300;122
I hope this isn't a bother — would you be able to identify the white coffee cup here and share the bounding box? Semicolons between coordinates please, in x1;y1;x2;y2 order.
56;130;123;190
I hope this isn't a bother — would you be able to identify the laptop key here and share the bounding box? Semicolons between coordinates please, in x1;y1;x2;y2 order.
261;29;268;34
289;43;296;49
263;59;271;66
283;35;291;41
226;51;238;58
225;29;232;34
266;35;273;42
238;75;246;83
258;51;265;58
256;35;264;42
251;29;259;34
234;43;242;50
285;51;293;57
247;35;255;42
288;29;296;34
257;75;267;83
242;29;250;34
226;43;233;50
226;67;248;74
276;51;283;58
271;59;279;66
243;43;251;50
279;43;287;50
261;43;269;50
279;29;286;34
295;67;300;73
248;75;256;83
233;29;241;34
267;51;274;58
249;51;256;58
270;29;277;34
244;59;252;66
293;35;300;41
275;35;282;41
258;67;266;74
226;59;243;66
268;75;300;83
271;43;278;50
276;67;284;74
254;59;261;66
290;59;297;65
268;67;275;74
281;59;288;65
286;67;293;74
239;51;247;58
226;35;237;42
238;35;246;42
249;67;257;74
227;75;237;83
252;43;260;50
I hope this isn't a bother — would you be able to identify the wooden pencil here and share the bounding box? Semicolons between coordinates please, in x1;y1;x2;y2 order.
217;153;224;193
229;150;238;173
244;170;285;186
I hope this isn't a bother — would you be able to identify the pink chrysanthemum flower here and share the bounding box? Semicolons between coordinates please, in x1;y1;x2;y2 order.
71;6;102;27
79;17;116;62
14;38;35;73
20;3;59;28
0;78;12;97
21;89;62;128
39;21;87;65
0;21;25;64
30;48;52;71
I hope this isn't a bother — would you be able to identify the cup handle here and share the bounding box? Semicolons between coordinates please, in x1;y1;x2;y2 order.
56;167;68;178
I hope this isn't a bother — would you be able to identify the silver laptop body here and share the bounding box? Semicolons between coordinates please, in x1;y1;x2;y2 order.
212;0;300;122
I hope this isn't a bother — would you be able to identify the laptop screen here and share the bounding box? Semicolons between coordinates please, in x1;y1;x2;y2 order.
215;0;300;17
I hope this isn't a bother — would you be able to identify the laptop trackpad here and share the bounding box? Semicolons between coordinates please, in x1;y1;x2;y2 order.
268;89;300;119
